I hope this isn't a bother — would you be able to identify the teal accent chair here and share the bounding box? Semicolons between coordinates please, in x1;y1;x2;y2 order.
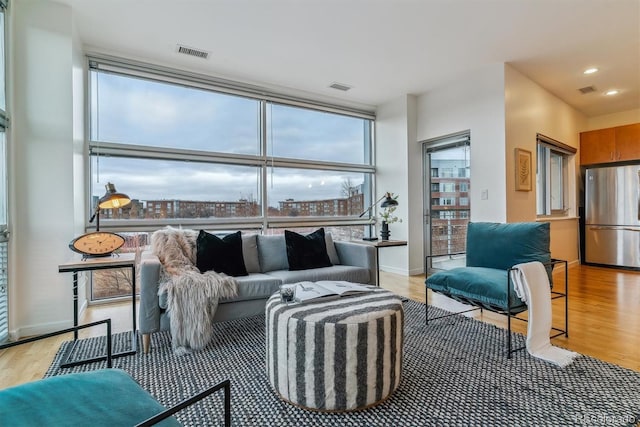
425;222;568;357
0;320;231;426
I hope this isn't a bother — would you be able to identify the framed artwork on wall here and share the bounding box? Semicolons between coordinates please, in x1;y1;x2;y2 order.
515;148;532;191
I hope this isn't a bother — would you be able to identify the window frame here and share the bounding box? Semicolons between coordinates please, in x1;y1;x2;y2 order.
86;55;376;234
536;134;575;217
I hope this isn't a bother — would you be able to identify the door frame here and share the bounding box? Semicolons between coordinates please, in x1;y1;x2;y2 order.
421;131;470;271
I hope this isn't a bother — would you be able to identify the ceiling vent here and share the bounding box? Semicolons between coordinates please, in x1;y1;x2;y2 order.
329;82;352;92
176;44;209;59
578;85;596;94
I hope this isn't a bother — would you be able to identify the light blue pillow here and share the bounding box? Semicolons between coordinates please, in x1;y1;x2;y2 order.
257;235;289;272
242;234;261;273
324;232;340;265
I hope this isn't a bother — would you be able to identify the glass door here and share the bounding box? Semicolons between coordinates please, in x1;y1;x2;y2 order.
423;135;470;272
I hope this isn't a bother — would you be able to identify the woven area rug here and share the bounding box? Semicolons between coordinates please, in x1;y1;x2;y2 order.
46;300;640;426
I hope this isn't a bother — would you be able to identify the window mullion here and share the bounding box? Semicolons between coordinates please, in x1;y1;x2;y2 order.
260;99;268;231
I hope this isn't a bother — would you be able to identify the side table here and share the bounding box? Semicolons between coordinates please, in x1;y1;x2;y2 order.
350;239;408;286
58;252;137;368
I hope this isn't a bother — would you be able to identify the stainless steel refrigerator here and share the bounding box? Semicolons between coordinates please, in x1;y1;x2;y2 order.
585;164;640;268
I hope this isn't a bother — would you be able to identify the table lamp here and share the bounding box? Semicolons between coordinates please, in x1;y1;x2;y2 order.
359;192;398;241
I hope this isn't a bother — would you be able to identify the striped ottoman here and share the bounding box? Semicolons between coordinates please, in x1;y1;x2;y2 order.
265;286;404;412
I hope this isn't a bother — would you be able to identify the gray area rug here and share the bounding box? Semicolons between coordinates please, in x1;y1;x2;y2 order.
46;300;640;426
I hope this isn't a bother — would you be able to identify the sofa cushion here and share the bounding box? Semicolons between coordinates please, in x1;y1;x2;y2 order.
242;234;261;273
466;222;550;270
220;273;282;303
196;230;248;277
266;265;370;285
427;266;526;311
159;272;281;309
257;235;289;273
285;228;333;271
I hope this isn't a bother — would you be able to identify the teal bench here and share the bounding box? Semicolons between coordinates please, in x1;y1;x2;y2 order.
0;320;230;426
425;222;568;357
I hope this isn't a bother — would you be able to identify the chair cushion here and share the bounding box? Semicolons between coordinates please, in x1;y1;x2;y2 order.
427;267;526;312
466;222;551;270
0;369;179;427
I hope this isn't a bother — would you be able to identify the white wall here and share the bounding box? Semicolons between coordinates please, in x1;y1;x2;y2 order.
504;64;586;263
72;10;87;308
375;64;506;275
416;63;507;223
586;108;640;130
9;0;83;337
375;95;414;275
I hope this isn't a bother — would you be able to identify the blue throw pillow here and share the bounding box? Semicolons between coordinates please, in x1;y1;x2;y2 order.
196;230;248;277
284;228;333;271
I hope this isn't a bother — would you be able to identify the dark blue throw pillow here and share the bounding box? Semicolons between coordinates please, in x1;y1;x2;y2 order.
284;228;333;271
196;230;248;277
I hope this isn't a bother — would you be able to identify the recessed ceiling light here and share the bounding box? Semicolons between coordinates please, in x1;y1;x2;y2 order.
583;68;598;74
605;90;619;96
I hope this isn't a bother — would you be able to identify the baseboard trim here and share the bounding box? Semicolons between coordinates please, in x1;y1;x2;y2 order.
11;320;72;340
380;265;409;276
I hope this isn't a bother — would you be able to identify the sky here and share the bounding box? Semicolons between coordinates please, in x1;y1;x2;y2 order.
91;71;370;208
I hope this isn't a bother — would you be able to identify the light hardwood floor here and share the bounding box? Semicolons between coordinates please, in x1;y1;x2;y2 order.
1;263;638;389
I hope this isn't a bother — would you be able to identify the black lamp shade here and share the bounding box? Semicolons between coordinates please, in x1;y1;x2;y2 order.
380;192;398;208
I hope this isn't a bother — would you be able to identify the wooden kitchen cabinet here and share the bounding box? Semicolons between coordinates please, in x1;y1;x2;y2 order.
614;123;640;162
580;123;640;165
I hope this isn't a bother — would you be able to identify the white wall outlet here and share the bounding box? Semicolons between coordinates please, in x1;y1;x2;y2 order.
481;190;489;200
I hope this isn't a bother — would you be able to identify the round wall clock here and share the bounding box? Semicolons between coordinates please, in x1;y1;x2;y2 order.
69;231;126;258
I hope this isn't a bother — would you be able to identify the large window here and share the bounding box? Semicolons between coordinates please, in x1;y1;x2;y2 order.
536;134;575;216
267;103;371;164
88;57;375;299
91;72;261;155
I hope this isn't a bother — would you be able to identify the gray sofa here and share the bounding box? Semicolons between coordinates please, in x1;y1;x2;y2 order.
139;233;377;352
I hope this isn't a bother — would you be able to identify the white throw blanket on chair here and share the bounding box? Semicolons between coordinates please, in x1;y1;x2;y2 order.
152;227;238;356
510;261;578;367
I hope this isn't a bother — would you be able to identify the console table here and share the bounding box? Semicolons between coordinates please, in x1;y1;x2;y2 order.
58;252;137;367
350;239;407;286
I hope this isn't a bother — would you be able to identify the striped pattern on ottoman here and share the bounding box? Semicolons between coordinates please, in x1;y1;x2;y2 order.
265;286;404;412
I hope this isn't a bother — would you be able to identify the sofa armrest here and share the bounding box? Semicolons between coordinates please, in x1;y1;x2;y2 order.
139;251;162;335
334;241;377;285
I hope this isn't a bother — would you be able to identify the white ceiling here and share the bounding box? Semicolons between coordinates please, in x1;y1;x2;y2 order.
56;0;640;117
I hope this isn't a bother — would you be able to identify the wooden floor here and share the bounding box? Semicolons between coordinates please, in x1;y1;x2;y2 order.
0;263;638;389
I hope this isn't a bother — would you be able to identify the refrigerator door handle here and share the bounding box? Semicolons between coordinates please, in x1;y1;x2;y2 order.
637;170;640;221
589;225;640;232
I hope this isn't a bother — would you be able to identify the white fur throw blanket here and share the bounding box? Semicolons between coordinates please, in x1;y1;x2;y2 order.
151;227;238;355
